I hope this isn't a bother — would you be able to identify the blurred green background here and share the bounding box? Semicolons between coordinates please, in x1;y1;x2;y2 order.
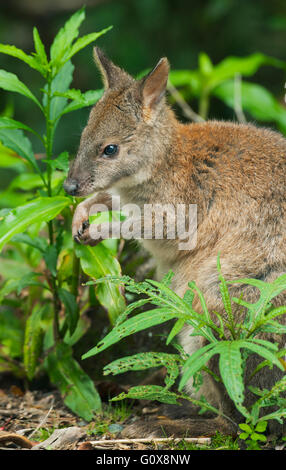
0;0;286;158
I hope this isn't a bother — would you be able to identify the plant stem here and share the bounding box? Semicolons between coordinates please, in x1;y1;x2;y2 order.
44;73;61;342
199;89;210;120
71;245;80;298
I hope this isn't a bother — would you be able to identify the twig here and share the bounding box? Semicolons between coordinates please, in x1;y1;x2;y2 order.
89;437;211;446
167;82;205;122
234;73;247;124
28;398;55;439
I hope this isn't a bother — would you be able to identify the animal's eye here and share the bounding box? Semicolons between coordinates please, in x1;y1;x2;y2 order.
103;144;118;157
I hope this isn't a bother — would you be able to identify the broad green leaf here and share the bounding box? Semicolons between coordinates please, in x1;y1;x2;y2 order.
180;342;217;390
83;307;189;360
46;342;101;420
43;245;58;276
0;142;27;172
0;128;42;177
208;53;286;89
218;342;244;406
0;69;42;109
169;53;286;96
0;44;46;76
255;421;267;433
75;244;126;325
58;288;79;336
0;117;36;135
8;173;43;192
0;196;71;251
169;69;201;94
50;8;86;67
251;432;267;442
43;61;74;125
239;423;252;433
213;80;286;135
104;352;181;388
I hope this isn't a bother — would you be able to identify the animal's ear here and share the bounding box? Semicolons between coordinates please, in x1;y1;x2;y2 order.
140;58;169;109
93;47;134;89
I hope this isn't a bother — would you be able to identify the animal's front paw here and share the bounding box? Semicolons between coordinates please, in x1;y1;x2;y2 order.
72;203;90;243
73;220;90;244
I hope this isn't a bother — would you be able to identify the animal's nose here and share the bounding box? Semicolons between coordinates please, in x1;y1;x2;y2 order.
63;179;79;196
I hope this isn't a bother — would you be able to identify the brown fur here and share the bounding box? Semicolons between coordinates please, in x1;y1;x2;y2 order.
64;48;286;438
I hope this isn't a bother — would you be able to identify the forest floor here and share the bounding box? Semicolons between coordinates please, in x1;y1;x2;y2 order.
0;381;239;451
0;381;285;451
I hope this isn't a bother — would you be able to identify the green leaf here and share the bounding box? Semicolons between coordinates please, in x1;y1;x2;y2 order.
0;142;27;172
239;423;252;433
82;307;188;359
208;53;286;89
251;432;267;442
64;27;113;63
169;69;201;94
255;421;267;433
0;310;24;358
8;173;44;192
43;245;58;277
218;342;245;406
0;196;71;252
213;80;286;135
111;385;179;405
75;244;126;325
231;273;286;332
56;89;103;118
50;7;86;67
243;341;283;372
44;151;70;173
0;117;36;135
24;304;44;380
0;69;42;109
58;288;79;336
104;352;181;388
0;44;46;76
166;318;185;345
46;342;101;421
11;233;48;253
180;342;217;390
33;27;48;66
0;128;42;177
0;272;43;302
43;61;75;125
199;52;213;76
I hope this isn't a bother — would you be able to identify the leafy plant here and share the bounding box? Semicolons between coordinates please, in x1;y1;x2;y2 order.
238;421;267;450
0;8;126;420
169;52;286;133
83;254;286;435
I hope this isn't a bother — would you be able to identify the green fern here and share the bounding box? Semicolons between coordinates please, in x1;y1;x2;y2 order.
83;255;286;427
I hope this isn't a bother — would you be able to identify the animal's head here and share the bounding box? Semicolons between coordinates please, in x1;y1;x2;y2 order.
64;47;170;196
